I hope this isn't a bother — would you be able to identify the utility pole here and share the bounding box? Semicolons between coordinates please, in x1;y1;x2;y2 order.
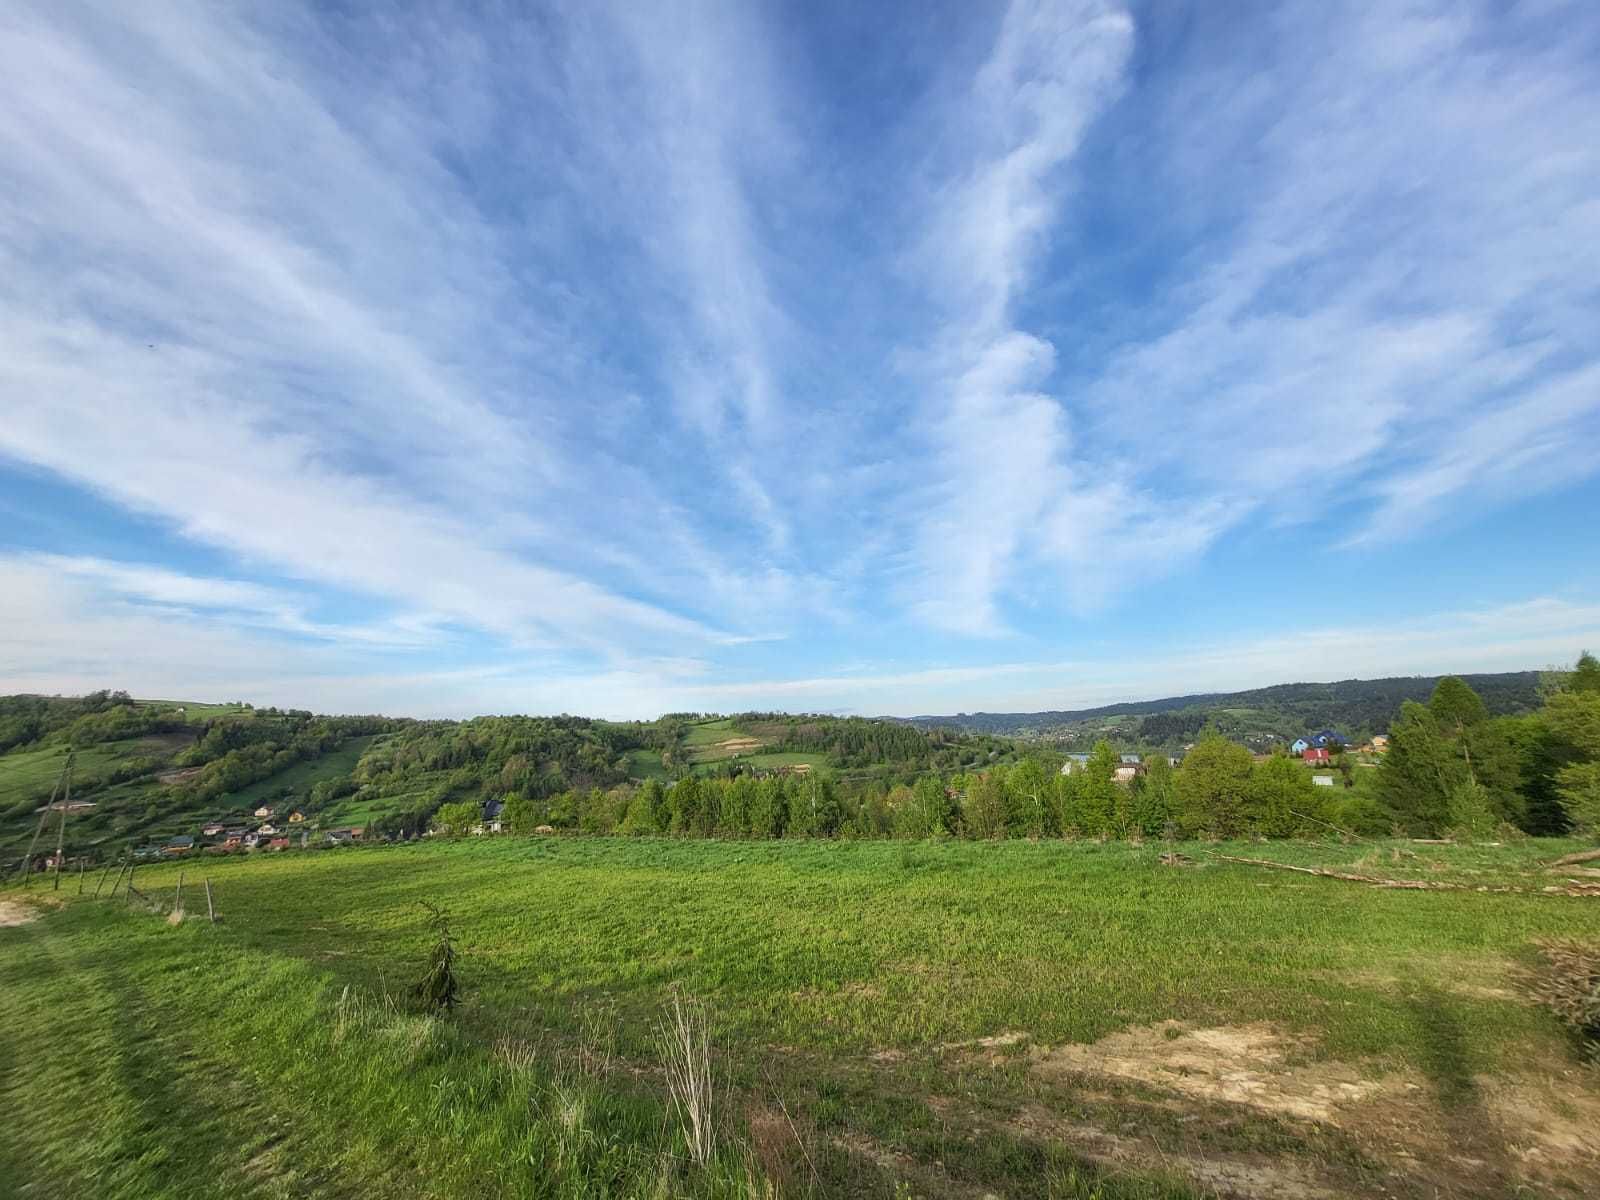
14;751;70;886
52;751;75;891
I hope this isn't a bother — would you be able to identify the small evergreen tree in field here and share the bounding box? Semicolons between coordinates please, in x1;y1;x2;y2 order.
412;902;461;1012
1378;701;1462;835
1447;778;1498;840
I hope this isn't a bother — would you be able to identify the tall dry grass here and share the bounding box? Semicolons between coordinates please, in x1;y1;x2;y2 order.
658;993;717;1167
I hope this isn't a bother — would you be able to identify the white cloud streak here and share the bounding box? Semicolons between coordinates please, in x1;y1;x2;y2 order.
3;553;1593;719
906;1;1139;635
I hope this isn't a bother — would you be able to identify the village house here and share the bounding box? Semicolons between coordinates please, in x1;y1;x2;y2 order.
287;810;306;823
254;805;275;819
256;822;279;836
474;799;505;835
1370;734;1389;751
1303;747;1331;765
1312;775;1336;787
1059;754;1090;775
325;828;355;844
202;821;225;837
164;835;195;855
1290;738;1310;754
223;832;244;850
267;836;291;851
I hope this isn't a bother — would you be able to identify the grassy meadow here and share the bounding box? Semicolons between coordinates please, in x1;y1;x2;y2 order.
4;836;1597;1199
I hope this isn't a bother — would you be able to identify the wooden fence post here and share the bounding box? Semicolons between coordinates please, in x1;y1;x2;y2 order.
205;879;216;924
108;855;131;899
93;855;117;898
77;859;86;895
125;861;136;905
175;870;185;913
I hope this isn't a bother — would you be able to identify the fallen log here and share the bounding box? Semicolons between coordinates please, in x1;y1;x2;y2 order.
1215;855;1465;890
1546;847;1600;868
1214;855;1599;897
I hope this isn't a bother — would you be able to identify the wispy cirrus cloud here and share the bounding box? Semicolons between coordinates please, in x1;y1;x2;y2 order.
0;0;819;658
904;1;1138;635
3;0;1599;716
1074;1;1600;542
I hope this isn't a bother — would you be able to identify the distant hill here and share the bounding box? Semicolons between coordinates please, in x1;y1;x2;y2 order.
903;671;1544;748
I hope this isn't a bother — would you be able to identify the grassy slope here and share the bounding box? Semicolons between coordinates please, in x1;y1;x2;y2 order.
8;837;1596;1197
0;852;1252;1200
107;838;1592;1064
0;741;138;805
624;748;672;782
132;699;254;721
224;735;381;814
0;719;388;855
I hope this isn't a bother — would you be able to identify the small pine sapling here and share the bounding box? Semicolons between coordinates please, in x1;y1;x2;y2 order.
411;901;461;1012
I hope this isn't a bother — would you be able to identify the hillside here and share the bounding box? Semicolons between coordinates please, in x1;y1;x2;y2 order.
0;698;1012;860
905;671;1544;748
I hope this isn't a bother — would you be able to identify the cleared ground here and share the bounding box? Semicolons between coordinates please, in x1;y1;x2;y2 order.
2;837;1596;1199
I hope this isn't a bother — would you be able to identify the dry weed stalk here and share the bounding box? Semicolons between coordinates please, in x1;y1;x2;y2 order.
658;993;716;1167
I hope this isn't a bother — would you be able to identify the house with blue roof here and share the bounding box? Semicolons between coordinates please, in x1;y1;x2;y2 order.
1059;754;1091;776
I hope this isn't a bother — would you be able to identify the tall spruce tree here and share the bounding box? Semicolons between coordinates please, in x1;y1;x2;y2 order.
1377;701;1462;835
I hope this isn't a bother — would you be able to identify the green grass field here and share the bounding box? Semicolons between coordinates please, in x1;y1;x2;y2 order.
735;751;827;771
4;836;1596;1199
133;699;254;721
624;748;673;782
0;741;127;806
223;735;382;814
0;737;185;818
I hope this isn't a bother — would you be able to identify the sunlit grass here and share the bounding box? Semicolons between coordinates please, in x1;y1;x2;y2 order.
4;835;1593;1198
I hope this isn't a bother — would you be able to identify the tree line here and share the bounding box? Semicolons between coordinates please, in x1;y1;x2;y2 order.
1377;654;1600;837
426;656;1600;844
426;742;1344;842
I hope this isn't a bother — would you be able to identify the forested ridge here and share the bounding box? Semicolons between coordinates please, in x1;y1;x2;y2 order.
908;671;1544;746
4;659;1595;864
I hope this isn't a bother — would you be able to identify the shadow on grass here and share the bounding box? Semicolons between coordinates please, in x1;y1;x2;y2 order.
1405;983;1512;1190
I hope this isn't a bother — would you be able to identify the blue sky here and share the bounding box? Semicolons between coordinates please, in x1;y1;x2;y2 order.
2;0;1599;719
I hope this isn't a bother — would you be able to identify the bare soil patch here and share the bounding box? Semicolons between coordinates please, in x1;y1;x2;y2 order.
1014;1020;1600;1198
1033;1021;1403;1124
0;899;43;927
